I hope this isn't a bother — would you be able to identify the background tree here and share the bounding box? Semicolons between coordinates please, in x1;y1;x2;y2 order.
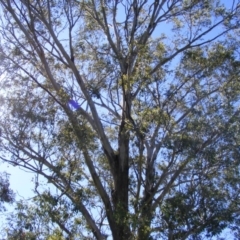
0;172;14;211
2;194;89;240
0;0;240;239
0;172;15;239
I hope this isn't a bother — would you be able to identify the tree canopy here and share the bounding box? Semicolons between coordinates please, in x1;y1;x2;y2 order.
0;0;240;239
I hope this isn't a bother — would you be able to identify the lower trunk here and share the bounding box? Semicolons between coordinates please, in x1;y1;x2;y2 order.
138;160;155;240
112;154;131;240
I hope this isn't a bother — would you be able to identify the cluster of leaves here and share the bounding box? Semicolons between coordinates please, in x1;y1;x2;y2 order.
0;172;14;211
3;193;88;240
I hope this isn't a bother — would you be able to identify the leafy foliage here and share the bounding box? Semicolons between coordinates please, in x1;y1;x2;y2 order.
0;172;14;211
0;0;240;239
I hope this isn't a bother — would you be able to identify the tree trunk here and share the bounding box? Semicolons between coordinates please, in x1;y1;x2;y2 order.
138;156;155;240
111;120;131;240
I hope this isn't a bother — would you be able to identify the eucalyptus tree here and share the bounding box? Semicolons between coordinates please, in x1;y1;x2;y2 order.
0;0;240;239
